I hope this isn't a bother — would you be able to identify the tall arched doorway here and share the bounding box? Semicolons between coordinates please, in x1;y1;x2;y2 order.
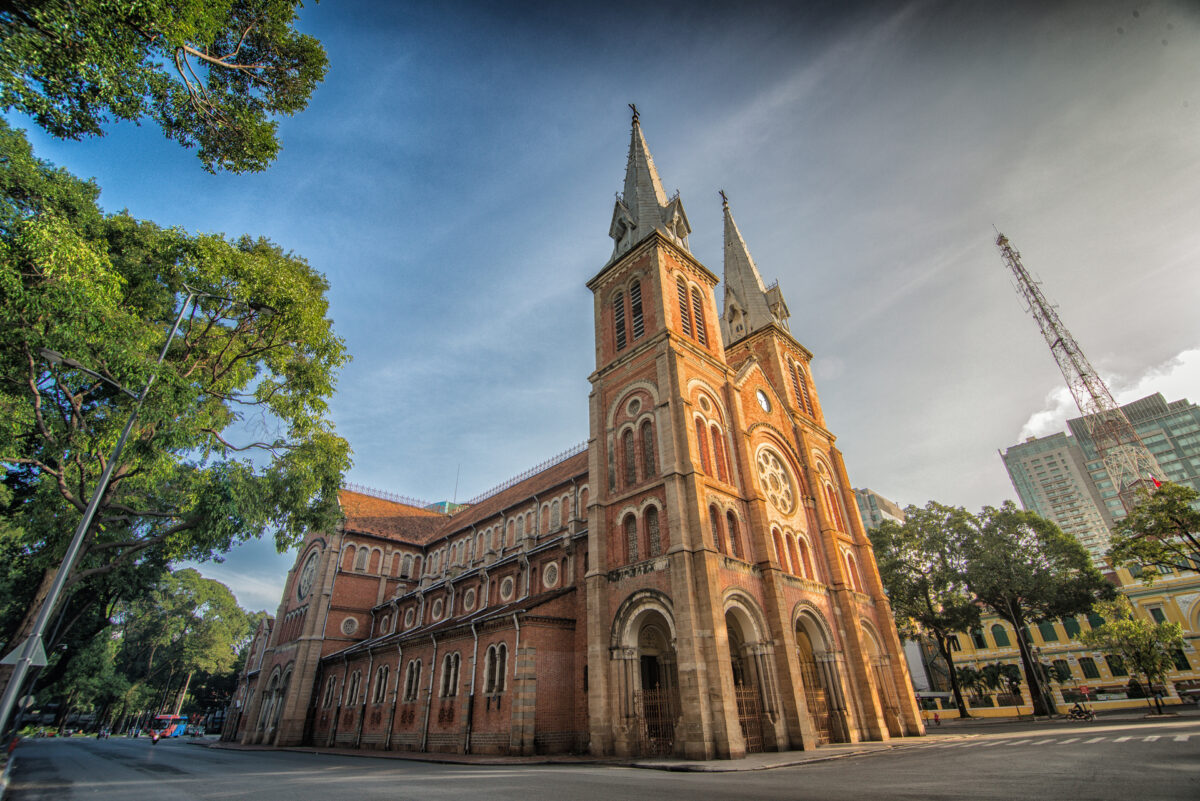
795;611;850;744
861;622;903;736
633;611;678;755
725;609;765;752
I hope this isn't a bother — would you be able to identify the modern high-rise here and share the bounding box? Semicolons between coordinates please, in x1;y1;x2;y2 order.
853;488;905;530
1002;393;1200;562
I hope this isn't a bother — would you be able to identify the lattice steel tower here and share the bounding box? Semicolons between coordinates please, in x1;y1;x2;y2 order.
996;232;1164;512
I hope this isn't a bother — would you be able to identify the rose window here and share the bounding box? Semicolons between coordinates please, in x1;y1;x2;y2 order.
756;448;795;514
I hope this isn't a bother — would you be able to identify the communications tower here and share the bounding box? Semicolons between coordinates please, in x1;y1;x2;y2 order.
995;232;1164;513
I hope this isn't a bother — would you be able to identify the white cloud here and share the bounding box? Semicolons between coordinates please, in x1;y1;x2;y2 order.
1017;346;1200;440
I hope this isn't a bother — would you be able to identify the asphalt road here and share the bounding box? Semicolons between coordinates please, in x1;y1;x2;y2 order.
8;716;1199;801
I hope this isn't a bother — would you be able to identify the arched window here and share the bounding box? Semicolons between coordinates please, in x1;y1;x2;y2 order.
726;511;742;559
551;500;561;529
825;484;845;530
412;555;422;576
346;671;361;706
613;291;627;350
845;552;863;592
624;514;639;562
710;424;728;482
646;506;662;557
641;421;656;477
709;505;725;554
506;519;515;547
354;548;368;572
403;660;422;702
790;360;813;415
623;428;637;485
440;652;461;698
368;549;381;573
797;537;816;580
485;644;508;694
695;418;712;473
690;286;708;346
676;277;693;337
372;664;390;703
787;536;802;577
541;505;549;532
773;528;788;571
630;280;644;339
342;546;356;571
322;676;338;708
991;624;1011;648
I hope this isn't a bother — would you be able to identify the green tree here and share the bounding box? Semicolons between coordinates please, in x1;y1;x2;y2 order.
0;0;328;173
869;503;980;718
1080;596;1185;714
958;502;1113;717
1108;482;1200;579
0;121;350;672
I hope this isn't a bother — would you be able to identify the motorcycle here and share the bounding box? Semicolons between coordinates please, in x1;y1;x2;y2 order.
151;732;160;745
1067;707;1095;721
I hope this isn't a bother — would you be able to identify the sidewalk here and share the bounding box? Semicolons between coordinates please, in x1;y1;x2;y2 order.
201;737;899;772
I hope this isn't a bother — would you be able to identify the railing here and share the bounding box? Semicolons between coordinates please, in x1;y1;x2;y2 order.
465;442;587;505
341;483;437;511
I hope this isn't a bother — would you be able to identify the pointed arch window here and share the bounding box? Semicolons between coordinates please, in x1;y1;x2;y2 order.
345;671;362;706
372;664;390;703
825;484;846;531
694;418;711;473
485;643;508;694
710;424;728;483
787;536;802;577
613;291;627;350
690;286;708;346
623;428;637;486
677;277;693;337
624;514;639;563
773;528;788;571
641;421;656;477
646;506;662;557
798;537;816;580
726;511;742;559
440;652;461;698
790;360;813;415
845;552;863;592
403;660;422;702
630;280;645;339
709;505;725;554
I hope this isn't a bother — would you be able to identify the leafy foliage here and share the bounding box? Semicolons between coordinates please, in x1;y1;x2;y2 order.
0;0;328;173
958;502;1114;715
1108;482;1200;580
869;502;980;717
1079;596;1185;712
0;120;350;648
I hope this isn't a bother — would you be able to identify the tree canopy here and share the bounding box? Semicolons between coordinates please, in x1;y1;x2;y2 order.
1079;596;1185;713
0;119;350;656
958;502;1114;715
868;502;980;717
1107;482;1200;579
0;0;328;173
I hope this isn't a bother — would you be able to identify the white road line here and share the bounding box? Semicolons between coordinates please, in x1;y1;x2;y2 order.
1005;739;1033;746
1084;737;1105;743
1114;736;1133;742
1143;735;1160;742
979;740;1008;747
1031;739;1057;745
1174;735;1190;742
1057;738;1079;744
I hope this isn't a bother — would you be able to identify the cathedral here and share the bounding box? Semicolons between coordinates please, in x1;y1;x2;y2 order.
225;111;924;759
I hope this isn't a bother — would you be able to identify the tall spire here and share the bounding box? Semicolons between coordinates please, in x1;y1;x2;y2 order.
720;191;789;343
609;106;691;261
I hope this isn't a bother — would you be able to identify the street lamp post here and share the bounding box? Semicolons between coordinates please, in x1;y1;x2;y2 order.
0;288;227;738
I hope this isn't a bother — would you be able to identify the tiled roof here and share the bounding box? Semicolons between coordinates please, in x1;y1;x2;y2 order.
338;489;446;543
337;449;590;547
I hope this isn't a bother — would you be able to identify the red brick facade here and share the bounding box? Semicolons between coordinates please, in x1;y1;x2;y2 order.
226;117;923;758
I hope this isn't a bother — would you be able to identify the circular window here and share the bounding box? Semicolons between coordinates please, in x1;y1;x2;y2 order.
756;448;796;514
463;588;476;612
431;598;443;620
543;563;560;589
699;395;711;412
627;397;641;416
341;616;359;636
297;550;320;600
756;389;771;413
404;608;415;628
500;576;515;601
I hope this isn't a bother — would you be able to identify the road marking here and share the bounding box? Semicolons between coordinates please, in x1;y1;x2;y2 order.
1004;739;1033;746
1031;739;1057;745
1057;738;1079;744
979;740;1007;747
1114;736;1133;742
1084;737;1105;743
1174;735;1190;742
1143;735;1160;742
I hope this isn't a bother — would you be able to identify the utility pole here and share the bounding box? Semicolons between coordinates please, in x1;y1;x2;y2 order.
995;232;1164;514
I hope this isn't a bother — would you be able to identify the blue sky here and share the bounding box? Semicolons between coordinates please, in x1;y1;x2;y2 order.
9;1;1200;611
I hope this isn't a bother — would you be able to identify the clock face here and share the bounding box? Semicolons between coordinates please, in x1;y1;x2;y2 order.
756;389;771;413
297;551;319;600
